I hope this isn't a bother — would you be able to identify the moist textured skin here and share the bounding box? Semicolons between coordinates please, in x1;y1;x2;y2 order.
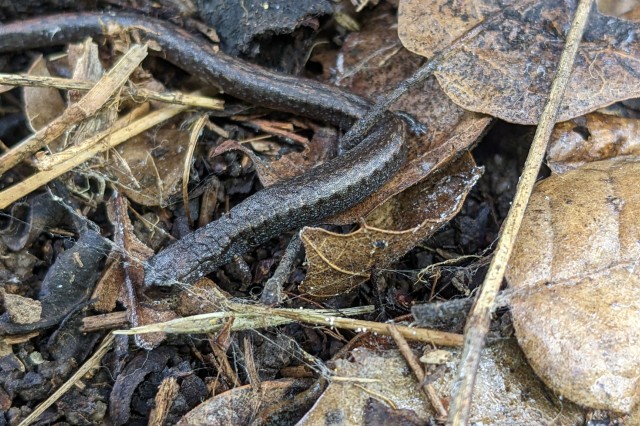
0;13;407;286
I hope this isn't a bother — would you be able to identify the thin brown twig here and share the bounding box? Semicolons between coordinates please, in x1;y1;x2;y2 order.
447;1;595;425
387;324;448;421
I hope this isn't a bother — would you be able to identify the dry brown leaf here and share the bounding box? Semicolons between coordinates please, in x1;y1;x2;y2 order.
103;117;193;206
548;112;640;172
298;342;583;425
300;154;481;298
506;157;640;413
209;128;335;188
597;0;640;18
23;55;66;135
63;40;118;147
177;379;313;425
399;0;640;124
298;349;431;425
91;257;125;313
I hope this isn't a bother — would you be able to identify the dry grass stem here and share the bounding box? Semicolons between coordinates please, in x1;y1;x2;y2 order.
0;103;188;208
114;304;464;347
0;72;223;110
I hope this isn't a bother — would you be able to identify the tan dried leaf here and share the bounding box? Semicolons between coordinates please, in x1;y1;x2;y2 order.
104;118;193;206
209;135;331;188
298;349;431;425
298;342;583;425
300;154;481;298
597;0;640;18
399;0;640;124
23;55;66;135
178;379;312;425
506;157;640;413
548;112;640;172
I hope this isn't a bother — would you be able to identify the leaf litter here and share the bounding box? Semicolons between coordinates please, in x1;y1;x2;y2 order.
1;1;640;424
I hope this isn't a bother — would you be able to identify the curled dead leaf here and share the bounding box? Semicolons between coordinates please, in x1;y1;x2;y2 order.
104;118;193;206
506;157;640;413
300;154;481;298
23;55;66;143
178;379;313;425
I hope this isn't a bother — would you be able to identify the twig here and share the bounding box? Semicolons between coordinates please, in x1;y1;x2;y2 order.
0;73;224;110
447;1;595;425
114;304;465;347
33;103;149;170
18;333;115;426
81;311;129;332
0;44;147;175
387;324;448;420
148;377;179;426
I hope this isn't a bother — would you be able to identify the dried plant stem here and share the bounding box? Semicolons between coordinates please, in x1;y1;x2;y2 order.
18;333;115;426
0;103;187;209
114;304;465;347
387;324;448;420
0;44;147;175
447;1;595;425
0;73;223;110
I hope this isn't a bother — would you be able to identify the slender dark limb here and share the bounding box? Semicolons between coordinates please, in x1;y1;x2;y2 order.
339;7;510;151
260;234;303;305
340;55;442;150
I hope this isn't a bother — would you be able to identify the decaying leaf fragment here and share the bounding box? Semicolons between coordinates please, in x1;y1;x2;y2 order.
548;112;640;173
298;341;583;425
506;157;640;413
300;154;481;298
398;0;640;124
23;55;66;136
104;119;193;206
108;192;176;349
178;378;313;425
